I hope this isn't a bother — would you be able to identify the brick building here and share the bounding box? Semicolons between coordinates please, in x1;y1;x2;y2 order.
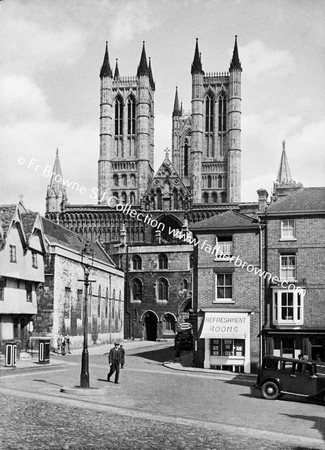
260;187;325;361
35;218;124;350
109;226;193;341
190;210;262;373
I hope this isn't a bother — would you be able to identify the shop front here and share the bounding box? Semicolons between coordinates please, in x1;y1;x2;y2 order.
199;310;251;373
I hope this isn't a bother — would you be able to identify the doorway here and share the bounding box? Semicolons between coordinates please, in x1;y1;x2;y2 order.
144;312;157;341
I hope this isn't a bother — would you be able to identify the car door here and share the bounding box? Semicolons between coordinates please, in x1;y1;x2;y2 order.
286;362;318;397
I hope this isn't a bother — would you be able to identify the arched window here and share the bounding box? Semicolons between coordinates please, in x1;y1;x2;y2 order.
158;278;168;301
121;192;127;204
113;174;118;186
158;254;168;270
115;95;123;136
218;92;227;133
221;192;227;203
156;189;162;210
212;192;218;203
173;189;179;210
127;95;136;135
218;175;222;188
183;279;188;290
184;138;189;176
203;192;209;203
132;255;142;270
122;174;127;186
130;174;136;187
205;93;214;133
131;278;142;301
130;192;135;204
207;175;212;188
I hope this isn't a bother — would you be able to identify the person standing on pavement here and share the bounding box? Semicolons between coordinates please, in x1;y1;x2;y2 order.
61;336;66;356
65;335;71;354
57;334;62;354
119;344;125;369
107;342;121;384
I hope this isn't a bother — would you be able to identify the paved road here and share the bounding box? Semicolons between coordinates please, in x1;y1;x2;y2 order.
0;343;324;449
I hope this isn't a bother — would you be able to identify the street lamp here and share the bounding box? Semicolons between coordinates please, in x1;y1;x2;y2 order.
79;241;95;388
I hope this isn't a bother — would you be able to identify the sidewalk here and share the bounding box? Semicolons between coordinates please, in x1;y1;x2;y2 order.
0;339;171;372
163;350;257;382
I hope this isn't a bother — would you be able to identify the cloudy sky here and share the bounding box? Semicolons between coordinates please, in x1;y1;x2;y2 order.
1;0;324;214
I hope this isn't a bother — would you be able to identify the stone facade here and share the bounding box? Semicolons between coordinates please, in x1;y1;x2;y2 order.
35;218;124;350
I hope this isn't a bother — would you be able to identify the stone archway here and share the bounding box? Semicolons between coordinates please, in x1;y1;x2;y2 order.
143;311;158;341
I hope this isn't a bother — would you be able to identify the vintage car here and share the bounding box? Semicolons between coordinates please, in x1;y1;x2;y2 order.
255;355;325;403
174;323;193;350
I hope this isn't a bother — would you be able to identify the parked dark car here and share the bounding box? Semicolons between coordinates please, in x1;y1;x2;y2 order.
255;355;325;403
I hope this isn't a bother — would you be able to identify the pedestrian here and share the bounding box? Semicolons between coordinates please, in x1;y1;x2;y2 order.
174;342;182;362
119;344;125;369
107;342;121;384
65;335;71;354
315;354;322;363
57;334;62;354
61;336;66;356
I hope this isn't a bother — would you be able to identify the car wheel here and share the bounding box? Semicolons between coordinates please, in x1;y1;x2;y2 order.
261;381;280;400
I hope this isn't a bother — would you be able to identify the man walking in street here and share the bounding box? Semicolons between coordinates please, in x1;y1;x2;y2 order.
107;342;121;384
119;344;125;369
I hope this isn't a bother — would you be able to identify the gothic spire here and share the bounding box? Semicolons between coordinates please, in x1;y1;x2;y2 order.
137;41;149;77
51;148;63;183
114;58;120;80
276;140;292;183
229;35;242;71
148;57;155;90
173;86;181;117
100;41;113;78
191;38;204;75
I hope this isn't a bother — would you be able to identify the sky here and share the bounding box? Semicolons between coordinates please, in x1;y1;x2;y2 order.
0;0;324;214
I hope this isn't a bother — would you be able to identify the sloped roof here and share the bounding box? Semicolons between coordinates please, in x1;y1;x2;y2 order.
267;187;325;214
21;212;38;240
42;217;116;267
0;205;17;237
190;210;258;231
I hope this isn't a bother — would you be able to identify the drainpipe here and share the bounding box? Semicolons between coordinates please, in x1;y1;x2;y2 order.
258;217;263;368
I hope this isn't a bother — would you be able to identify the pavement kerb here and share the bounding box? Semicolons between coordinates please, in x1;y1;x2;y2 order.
163;361;257;382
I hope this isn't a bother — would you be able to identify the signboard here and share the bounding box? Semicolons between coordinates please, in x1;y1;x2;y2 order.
179;312;190;320
200;312;248;339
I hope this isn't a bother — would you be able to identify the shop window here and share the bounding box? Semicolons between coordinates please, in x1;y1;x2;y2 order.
273;289;303;326
158;254;168;270
281;219;295;240
32;251;38;268
215;274;232;302
132;255;142;271
280;255;296;281
215;236;233;259
210;339;245;357
26;282;32;302
10;245;17;263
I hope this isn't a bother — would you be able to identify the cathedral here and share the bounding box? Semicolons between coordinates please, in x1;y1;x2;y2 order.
45;37;251;340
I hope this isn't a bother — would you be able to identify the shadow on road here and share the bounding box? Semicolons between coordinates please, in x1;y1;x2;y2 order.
130;345;175;363
280;413;325;445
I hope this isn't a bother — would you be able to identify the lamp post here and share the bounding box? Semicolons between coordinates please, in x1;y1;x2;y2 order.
79;241;94;388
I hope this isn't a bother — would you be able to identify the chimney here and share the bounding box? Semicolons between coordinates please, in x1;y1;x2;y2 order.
257;189;268;212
